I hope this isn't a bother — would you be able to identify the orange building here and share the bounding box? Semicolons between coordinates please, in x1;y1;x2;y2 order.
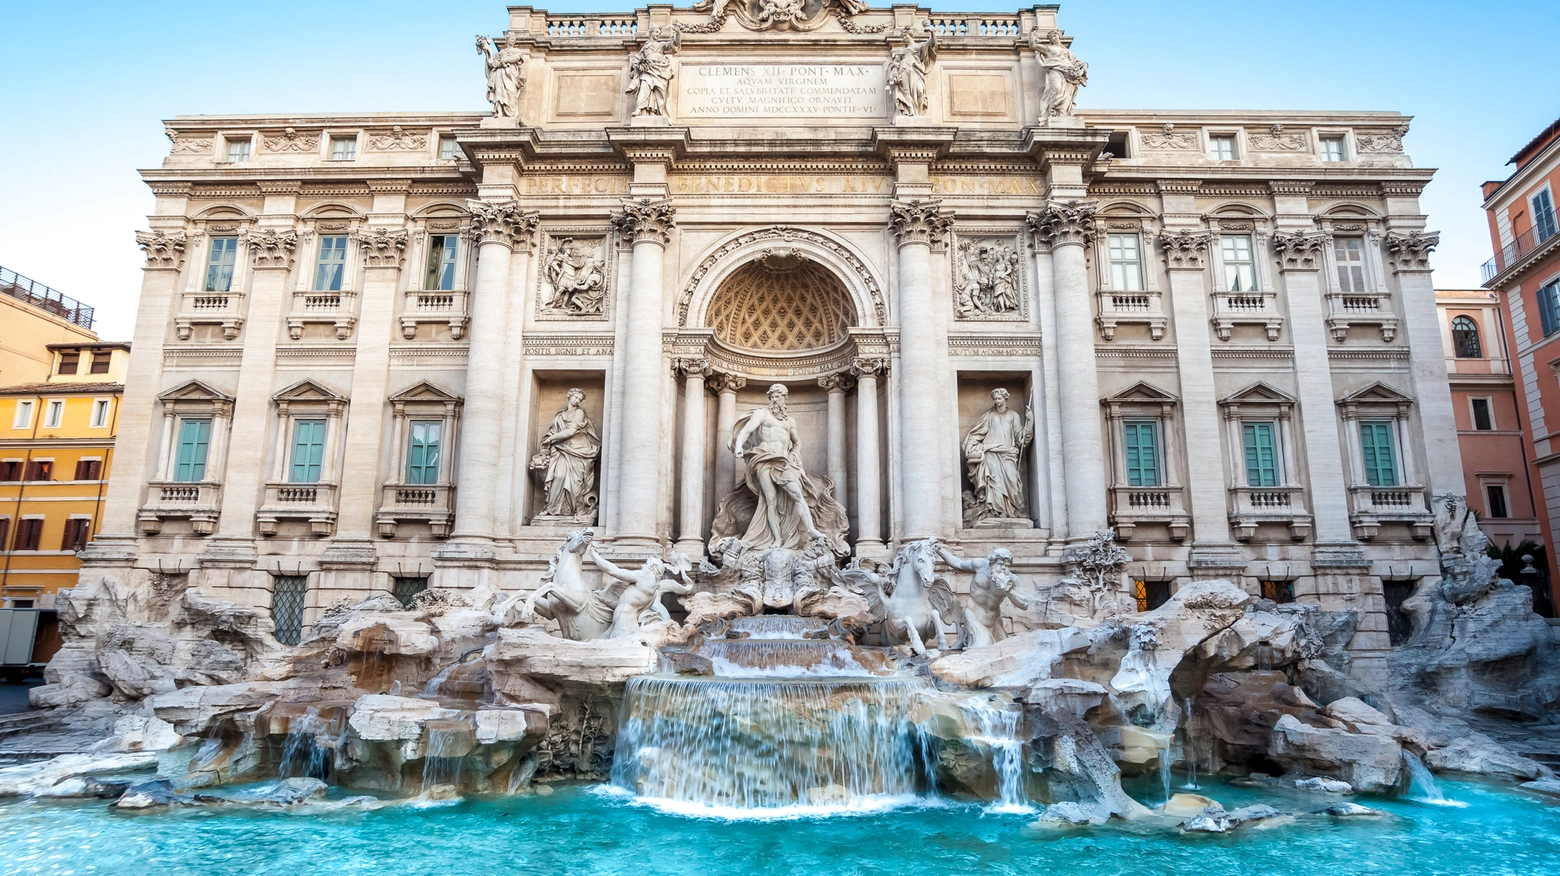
1481;115;1560;614
0;342;129;608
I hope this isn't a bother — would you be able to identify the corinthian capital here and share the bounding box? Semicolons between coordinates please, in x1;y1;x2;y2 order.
1271;230;1330;271
466;199;540;251
135;230;187;270
611;198;677;246
1157;230;1211;270
888;199;952;248
245;229;298;269
358;228;409;268
1383;231;1439;273
1026;200;1097;249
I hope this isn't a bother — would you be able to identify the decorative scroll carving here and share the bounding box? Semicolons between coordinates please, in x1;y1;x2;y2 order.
886;27;935;119
358;228;409;268
850;356;890;377
263;127;318;153
541;237;607;316
368;126;428;151
672;357;713;379
1356;126;1408;154
466;199;540;250
695;0;872;32
1158;230;1211;270
1026;200;1097;249
627;27;680;117
166;130;209;154
1032;29;1088;126
136;231;187;270
707;260;855;351
1139;124;1197;151
889;199;952;247
707;372;748;394
245;230;298;269
611;198;676;245
678;226;885;328
1247;125;1307;152
1271;231;1330;270
1383;231;1439;273
817;372;854;392
954;236;1021;318
477;35;527;119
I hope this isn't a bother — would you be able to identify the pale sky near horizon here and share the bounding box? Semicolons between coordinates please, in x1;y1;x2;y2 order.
1;0;1555;340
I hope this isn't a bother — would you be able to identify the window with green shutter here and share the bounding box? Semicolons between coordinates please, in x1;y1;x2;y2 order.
1123;420;1160;487
405;421;442;485
174;418;211;482
290;419;327;484
1242;422;1279;487
1359;421;1398;487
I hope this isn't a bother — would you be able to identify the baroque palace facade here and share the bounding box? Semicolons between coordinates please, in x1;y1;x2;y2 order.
94;2;1457;674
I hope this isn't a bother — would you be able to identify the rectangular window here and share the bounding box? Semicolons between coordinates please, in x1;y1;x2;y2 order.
61;518;90;552
329;136;357;161
24;460;51;482
12;400;34;430
1221;234;1258;292
1541;281;1560;337
425;235;459;290
393;576;429;608
74;459;102;481
174;418;212;482
271;575;308;646
1260;580;1295;604
438;136;459;160
0;461;19;481
1319;136;1347;162
405;420;443;485
1333;237;1367;294
1242;421;1279;487
1471;398;1494;431
314;235;349;291
1534;189;1558;242
0;519;8;550
1122;420;1160;487
225;137;251;163
1107;233;1144;291
90;399;110;429
1485;484;1510;519
205;236;239;292
13;518;43;551
90;353;111;374
1359;421;1399;487
42;400;63;429
58;353;79;375
290;419;327;484
1132;579;1172;612
1209;134;1237;160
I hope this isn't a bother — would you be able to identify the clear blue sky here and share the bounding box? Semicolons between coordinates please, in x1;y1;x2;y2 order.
2;0;1555;339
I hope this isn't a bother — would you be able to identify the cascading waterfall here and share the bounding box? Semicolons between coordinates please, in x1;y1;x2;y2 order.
1401;751;1462;806
1159;743;1173;805
956;697;1029;812
421;721;470;796
278;708;331;780
696;640;882;677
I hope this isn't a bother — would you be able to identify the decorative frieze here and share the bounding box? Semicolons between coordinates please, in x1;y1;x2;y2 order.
611;198;677;245
1247;125;1307;152
521;335;616;357
1383;231;1439;273
358;228;409;268
1271;231;1330;270
166;130;210;154
1158;230;1211;270
368;126;428;151
263;128;319;153
889;199;952;247
1356;126;1408;154
1139;124;1198;151
465;199;540;251
246;229;298;269
136;230;187;269
946;335;1041;357
1026;200;1097;249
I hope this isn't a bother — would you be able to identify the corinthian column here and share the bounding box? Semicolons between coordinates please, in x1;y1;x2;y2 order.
709;372;746;491
673;357;711;555
1384;231;1461;495
1027;201;1107;538
610;198;676;544
889;200;953;541
819;372;853;506
449;200;539;543
851;357;888;553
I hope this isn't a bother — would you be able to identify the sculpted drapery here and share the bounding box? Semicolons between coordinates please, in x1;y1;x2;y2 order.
963;388;1034;522
532;389;601;520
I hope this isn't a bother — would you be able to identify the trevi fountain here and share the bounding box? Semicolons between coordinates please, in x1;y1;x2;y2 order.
3;2;1559;874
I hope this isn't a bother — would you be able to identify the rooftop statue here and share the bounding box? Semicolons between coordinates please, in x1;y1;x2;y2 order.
885;26;935;119
627;26;681;116
1032;29;1087;126
476;34;527;119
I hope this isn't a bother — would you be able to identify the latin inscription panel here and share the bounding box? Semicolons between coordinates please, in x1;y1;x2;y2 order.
680;64;886;119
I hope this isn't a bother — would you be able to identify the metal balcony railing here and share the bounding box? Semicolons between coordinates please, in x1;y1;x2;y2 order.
0;266;95;329
1483;223;1559;283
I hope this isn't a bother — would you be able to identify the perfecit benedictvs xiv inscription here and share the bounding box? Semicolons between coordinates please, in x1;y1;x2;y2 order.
680;65;885;118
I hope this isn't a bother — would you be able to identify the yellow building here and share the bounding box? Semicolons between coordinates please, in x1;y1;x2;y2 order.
0;267;100;386
0;342;129;608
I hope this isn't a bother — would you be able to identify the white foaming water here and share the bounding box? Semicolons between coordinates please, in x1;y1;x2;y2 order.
726;616;828;640
696;640;880;678
956;696;1032;814
1402;751;1467;806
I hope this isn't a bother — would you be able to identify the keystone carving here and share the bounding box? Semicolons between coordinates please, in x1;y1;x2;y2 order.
611;199;677;245
136;231;187;270
888;200;952;247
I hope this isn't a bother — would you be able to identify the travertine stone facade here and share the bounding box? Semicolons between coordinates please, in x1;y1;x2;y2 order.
87;3;1459;676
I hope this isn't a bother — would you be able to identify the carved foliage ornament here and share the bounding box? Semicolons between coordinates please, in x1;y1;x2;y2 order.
358;228;409;268
1140;124;1198;151
368;126;428;151
1356;126;1408;154
707;372;748;394
692;0;872;32
1158;229;1211;270
611;198;677;246
136;230;187;269
850;356;889;377
1383;231;1439;273
1026;200;1097;249
1271;231;1330;270
1247;127;1308;152
263;127;319;153
466;199;540;250
246;230;298;269
889;199;952;247
672;357;713;379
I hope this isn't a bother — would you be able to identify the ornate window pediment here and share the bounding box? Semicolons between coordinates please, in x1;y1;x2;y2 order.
157;379;235;412
273;379;347;407
1338;381;1413;409
1220;381;1295;407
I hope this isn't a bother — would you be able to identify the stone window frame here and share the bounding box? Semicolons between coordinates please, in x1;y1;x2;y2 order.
1219;381;1311;541
1336;381;1431;540
324;131;362;162
140;380;235;536
377;381;463;539
219;132;255;164
258;379;349;538
400;208;476;340
1205;128;1244;162
1102;381;1188;541
1315;129;1353;163
1205;212;1283;342
287;209;366;341
176;210;256;341
1091;207;1165;341
1317;210;1398;342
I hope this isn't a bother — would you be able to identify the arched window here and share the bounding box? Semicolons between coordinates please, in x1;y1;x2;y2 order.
1451;316;1481;358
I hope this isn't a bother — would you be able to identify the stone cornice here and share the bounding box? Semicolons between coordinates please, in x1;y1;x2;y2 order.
888;199;952;247
465;199;540;251
611;198;676;245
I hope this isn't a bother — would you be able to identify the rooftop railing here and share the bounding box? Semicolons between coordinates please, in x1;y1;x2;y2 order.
1483;223;1559;283
0;266;95;330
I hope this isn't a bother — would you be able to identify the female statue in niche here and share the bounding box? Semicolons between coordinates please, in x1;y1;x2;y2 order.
531;388;601;521
963;388;1034;523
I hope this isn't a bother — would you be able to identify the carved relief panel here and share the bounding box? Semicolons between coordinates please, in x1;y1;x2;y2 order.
536;230;611;320
951;231;1025;320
